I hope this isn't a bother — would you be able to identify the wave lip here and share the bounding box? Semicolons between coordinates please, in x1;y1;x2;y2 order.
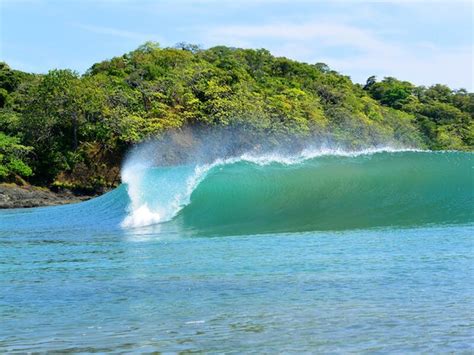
120;148;473;235
121;147;415;227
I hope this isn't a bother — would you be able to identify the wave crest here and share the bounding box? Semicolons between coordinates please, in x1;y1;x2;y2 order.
120;147;433;230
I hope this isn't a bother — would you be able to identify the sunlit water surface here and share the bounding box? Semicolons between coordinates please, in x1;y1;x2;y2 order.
1;224;473;353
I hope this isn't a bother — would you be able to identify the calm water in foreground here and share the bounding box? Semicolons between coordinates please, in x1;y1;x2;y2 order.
1;226;473;353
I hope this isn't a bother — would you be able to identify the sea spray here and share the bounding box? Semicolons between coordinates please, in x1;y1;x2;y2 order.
121;142;161;228
121;141;220;228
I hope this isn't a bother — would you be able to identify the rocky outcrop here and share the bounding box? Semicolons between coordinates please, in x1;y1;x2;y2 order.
0;184;91;208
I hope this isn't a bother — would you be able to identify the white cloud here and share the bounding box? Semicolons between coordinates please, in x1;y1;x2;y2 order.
207;22;398;53
325;45;472;88
75;23;161;42
203;21;472;89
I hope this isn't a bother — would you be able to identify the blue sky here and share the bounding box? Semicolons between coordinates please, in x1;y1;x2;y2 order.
0;0;472;89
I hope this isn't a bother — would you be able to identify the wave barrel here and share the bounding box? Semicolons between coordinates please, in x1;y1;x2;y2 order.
171;151;473;235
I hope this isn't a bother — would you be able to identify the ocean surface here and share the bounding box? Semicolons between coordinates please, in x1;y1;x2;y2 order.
1;149;473;353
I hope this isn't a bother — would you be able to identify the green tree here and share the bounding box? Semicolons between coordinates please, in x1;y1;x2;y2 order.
0;132;32;180
365;77;414;109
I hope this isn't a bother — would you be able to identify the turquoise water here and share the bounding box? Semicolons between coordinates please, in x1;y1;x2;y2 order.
1;150;473;352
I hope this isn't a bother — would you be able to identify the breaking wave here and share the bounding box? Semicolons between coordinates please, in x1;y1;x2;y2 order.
120;148;473;235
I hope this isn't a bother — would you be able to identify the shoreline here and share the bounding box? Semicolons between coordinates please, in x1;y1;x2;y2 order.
0;183;96;209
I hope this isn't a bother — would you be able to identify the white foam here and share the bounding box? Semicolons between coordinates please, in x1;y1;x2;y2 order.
185;320;205;324
236;146;424;166
121;204;162;228
120;149;158;228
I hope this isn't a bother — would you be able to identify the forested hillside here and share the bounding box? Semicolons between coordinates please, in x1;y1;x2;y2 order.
0;42;472;192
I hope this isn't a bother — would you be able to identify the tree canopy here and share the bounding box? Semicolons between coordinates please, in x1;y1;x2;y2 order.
0;43;472;190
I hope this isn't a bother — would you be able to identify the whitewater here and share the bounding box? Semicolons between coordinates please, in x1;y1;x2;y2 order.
0;147;473;352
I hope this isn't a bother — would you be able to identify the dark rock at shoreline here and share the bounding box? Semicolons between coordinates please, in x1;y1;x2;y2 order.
0;184;92;209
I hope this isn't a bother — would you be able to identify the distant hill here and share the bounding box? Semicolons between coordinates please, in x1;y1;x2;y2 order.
0;42;472;191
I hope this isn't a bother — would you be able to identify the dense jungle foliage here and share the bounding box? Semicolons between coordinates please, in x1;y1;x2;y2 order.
0;42;472;191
